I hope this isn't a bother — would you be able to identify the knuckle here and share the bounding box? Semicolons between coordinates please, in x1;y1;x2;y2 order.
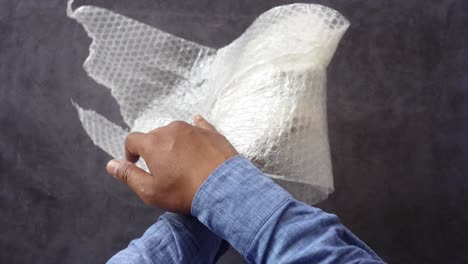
147;133;160;145
168;120;188;130
118;163;134;183
125;132;138;146
124;135;131;146
148;127;161;134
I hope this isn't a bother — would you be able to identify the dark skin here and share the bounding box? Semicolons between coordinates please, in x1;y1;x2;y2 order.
106;114;238;214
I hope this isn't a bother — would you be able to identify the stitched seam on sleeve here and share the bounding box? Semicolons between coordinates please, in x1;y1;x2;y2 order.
243;198;291;256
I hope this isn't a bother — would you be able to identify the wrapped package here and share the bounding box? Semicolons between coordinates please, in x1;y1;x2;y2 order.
67;0;349;204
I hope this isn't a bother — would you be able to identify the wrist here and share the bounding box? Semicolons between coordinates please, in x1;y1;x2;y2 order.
191;155;291;255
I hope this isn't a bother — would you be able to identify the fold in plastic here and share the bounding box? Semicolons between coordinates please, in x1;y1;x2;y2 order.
68;0;349;204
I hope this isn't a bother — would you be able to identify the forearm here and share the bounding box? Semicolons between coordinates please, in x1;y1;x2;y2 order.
107;213;227;264
245;199;383;263
192;155;384;263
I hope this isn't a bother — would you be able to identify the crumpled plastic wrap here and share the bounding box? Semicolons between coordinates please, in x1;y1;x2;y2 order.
67;0;349;204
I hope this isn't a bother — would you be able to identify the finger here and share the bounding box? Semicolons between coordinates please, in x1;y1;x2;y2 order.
193;114;217;132
125;132;147;163
106;159;153;197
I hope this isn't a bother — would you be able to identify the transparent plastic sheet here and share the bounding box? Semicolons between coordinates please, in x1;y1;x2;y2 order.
67;0;349;204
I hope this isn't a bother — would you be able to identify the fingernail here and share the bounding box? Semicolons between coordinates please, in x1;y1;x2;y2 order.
194;114;202;121
106;160;121;177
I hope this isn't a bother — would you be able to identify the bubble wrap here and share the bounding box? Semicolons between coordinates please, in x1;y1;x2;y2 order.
67;0;349;204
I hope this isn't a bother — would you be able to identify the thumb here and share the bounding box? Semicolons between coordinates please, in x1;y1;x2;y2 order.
106;159;153;197
193;114;217;132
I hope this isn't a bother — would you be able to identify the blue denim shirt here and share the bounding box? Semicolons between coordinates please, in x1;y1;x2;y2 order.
108;156;384;263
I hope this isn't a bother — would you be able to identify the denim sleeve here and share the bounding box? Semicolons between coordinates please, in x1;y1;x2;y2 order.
107;213;228;264
192;155;385;264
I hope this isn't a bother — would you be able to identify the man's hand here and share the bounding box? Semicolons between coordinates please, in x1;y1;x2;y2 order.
105;115;238;214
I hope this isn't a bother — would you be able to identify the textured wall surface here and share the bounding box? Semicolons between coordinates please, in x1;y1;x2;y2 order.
1;0;467;263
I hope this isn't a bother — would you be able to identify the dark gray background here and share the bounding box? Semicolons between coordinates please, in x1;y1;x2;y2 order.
1;0;467;263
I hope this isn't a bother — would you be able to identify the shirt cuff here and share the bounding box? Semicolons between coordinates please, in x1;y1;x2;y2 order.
191;155;292;255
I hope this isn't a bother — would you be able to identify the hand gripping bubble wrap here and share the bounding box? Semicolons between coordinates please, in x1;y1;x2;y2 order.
67;0;349;204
